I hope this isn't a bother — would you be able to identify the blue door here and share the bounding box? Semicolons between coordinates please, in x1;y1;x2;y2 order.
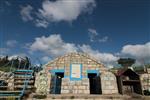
50;72;64;94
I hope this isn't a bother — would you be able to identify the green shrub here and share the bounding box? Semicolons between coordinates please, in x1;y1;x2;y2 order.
33;94;47;99
0;66;16;72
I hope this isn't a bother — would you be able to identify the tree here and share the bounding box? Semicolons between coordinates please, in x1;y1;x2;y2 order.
24;56;31;69
0;55;9;66
118;58;135;68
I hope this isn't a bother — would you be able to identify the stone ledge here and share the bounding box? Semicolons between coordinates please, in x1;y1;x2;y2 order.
29;94;150;100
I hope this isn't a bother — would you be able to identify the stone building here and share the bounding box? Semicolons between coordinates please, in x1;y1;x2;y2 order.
34;52;150;96
35;52;118;95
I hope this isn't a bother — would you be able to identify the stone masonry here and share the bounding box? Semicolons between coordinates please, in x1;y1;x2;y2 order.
61;78;90;94
35;69;49;94
140;72;150;91
101;72;118;94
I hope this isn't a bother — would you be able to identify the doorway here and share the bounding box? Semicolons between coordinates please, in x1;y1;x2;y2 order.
88;73;102;94
50;72;64;94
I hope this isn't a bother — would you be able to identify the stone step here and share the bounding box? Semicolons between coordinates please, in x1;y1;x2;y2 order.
14;85;34;89
14;75;33;78
15;70;33;73
0;95;20;99
15;80;34;83
14;81;34;84
0;90;21;93
14;77;34;80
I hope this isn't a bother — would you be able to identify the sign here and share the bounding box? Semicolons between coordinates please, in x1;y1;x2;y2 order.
71;64;81;79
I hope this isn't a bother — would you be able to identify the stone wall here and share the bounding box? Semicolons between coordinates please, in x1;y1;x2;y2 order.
0;71;14;90
61;78;90;94
140;73;150;91
45;53;107;78
101;72;118;94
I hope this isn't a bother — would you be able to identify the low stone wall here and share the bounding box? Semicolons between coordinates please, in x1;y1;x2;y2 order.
0;71;14;90
61;78;90;94
7;76;14;90
101;72;118;94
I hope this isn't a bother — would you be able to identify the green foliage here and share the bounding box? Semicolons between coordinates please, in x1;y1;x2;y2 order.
33;94;47;99
0;66;16;72
110;64;150;73
118;58;135;67
133;66;144;72
133;64;150;72
0;56;9;66
145;64;150;68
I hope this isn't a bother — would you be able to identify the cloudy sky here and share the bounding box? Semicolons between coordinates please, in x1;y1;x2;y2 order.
0;0;150;67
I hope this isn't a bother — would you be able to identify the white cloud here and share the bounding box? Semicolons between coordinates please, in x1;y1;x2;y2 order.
29;34;77;57
28;34;118;68
35;19;49;28
6;40;17;47
28;34;150;67
38;0;96;22
88;28;98;36
98;36;108;42
88;28;109;43
41;56;51;63
88;28;98;42
20;5;33;22
79;44;119;68
5;1;11;6
121;42;150;64
0;48;9;55
20;0;96;28
33;0;96;28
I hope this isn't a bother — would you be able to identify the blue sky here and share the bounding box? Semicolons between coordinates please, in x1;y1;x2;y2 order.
0;0;150;67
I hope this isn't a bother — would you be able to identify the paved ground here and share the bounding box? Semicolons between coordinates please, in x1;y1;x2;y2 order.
27;94;150;100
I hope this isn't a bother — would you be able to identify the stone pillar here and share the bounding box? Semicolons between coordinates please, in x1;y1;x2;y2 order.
35;70;48;95
101;72;118;94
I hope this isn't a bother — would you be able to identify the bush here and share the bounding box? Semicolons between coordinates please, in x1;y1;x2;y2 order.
144;90;150;96
0;66;16;72
33;94;47;99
